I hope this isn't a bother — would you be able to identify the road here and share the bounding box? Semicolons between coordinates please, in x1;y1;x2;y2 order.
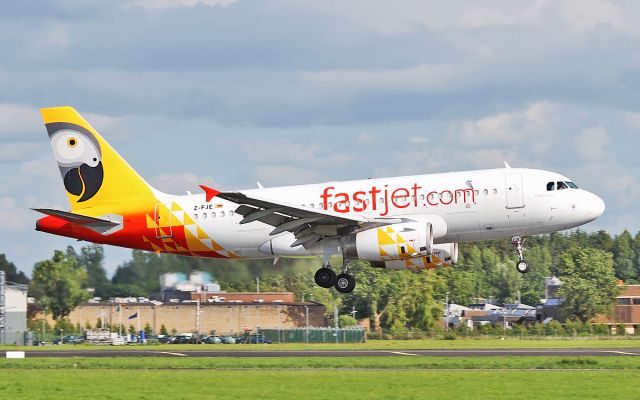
4;348;640;358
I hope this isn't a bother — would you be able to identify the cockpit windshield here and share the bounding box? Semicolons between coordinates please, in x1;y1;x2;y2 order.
546;181;579;191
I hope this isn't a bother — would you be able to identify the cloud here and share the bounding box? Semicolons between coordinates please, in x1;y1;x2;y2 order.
0;104;41;138
128;0;236;11
254;166;325;187
2;1;640;275
149;172;218;194
576;126;610;161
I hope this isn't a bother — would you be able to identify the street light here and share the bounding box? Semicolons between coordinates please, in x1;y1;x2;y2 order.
445;292;450;332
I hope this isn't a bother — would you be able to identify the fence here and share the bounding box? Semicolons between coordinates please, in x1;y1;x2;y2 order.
258;328;365;343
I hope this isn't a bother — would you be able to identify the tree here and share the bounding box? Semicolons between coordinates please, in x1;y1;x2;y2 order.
79;245;111;298
613;231;636;282
160;324;169;336
30;250;90;320
557;248;621;322
144;322;153;336
0;254;29;284
338;315;357;327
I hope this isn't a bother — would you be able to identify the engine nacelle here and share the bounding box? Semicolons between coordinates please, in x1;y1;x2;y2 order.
369;242;458;271
341;216;447;262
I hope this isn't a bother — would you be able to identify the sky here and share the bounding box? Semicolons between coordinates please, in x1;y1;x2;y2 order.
1;0;640;277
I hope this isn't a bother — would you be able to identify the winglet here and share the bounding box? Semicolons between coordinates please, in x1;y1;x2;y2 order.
199;185;221;202
504;161;511;169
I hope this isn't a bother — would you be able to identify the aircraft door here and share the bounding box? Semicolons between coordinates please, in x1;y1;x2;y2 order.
154;202;173;239
505;174;525;209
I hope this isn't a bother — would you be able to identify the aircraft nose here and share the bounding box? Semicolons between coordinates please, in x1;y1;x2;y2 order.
586;192;605;219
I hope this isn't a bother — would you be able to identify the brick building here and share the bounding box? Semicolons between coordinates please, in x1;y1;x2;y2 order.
64;300;325;335
593;285;640;334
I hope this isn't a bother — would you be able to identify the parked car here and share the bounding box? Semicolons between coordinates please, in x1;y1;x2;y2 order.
157;335;172;344
53;335;84;345
220;336;237;344
171;335;194;344
238;334;272;344
201;335;222;344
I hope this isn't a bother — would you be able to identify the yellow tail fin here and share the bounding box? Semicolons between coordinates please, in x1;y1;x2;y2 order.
41;106;156;213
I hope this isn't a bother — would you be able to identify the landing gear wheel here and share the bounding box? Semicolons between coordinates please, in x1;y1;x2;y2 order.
335;273;356;294
314;267;337;288
516;260;530;274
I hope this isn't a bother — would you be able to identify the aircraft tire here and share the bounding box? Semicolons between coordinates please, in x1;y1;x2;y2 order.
335;273;356;293
315;267;337;288
516;260;530;274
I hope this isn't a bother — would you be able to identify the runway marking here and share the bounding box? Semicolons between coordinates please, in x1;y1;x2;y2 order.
605;351;640;356
159;352;188;357
389;351;419;356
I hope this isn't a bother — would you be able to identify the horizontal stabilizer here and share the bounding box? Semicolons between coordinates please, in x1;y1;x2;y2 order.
32;208;119;228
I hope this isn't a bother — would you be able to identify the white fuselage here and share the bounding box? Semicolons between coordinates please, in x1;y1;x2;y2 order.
159;167;605;260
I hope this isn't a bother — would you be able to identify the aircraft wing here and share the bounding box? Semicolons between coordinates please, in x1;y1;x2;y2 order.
203;186;402;248
32;208;119;228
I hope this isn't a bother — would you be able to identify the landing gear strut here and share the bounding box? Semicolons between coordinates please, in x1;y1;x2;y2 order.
512;236;530;274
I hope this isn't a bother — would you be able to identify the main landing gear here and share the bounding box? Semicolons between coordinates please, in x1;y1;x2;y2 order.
314;264;356;294
512;235;530;274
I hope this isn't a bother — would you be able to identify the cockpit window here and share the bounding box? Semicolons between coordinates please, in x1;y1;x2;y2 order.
557;181;569;190
566;181;579;189
546;182;555;191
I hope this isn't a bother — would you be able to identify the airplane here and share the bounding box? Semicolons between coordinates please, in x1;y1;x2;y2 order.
34;106;606;294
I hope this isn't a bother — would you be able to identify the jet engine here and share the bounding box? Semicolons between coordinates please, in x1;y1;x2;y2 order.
369;242;459;271
340;216;447;262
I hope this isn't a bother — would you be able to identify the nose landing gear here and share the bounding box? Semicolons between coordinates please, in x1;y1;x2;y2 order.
512;236;530;274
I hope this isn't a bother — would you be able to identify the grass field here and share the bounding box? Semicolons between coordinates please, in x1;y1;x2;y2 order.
1;356;640;370
3;340;640;399
3;337;640;352
1;357;639;400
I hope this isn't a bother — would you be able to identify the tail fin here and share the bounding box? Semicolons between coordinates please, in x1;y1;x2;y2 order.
41;106;156;213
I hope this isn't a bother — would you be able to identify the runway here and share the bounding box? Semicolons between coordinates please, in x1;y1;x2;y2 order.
5;348;640;358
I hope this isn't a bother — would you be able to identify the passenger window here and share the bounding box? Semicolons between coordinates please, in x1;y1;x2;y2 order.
220;211;226;217
230;211;234;217
557;181;568;190
211;212;216;218
420;194;425;201
310;204;315;209
493;189;498;194
202;213;207;219
193;214;198;220
547;182;555;191
379;197;385;204
483;189;489;196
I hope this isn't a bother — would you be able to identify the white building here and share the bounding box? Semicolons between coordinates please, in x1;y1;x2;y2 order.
1;279;28;345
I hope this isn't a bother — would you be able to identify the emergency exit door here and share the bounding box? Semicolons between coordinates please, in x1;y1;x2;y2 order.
505;174;525;209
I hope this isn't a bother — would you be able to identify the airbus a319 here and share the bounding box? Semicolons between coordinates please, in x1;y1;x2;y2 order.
34;107;605;293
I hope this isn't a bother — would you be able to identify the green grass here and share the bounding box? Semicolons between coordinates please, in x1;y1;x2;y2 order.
4;337;640;352
0;369;638;400
1;356;639;370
